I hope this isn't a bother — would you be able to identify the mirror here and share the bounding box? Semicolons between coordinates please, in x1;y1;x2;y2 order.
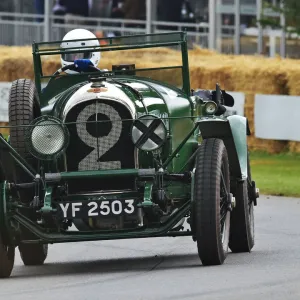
222;91;234;107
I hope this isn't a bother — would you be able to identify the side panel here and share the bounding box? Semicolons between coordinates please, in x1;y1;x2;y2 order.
149;83;197;173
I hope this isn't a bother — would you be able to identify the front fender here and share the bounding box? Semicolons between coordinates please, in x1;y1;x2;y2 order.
197;115;248;180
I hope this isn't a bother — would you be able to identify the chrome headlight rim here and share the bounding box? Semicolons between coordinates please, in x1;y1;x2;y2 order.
26;116;69;161
131;114;167;152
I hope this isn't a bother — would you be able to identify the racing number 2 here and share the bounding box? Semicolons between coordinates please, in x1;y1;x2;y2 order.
76;102;123;170
59;200;135;218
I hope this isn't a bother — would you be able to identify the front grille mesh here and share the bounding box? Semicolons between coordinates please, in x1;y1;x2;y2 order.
64;99;135;192
76;102;123;171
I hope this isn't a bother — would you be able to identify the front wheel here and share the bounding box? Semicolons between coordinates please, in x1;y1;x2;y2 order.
193;138;231;266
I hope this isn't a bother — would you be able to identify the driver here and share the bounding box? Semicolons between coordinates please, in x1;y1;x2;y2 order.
60;28;101;74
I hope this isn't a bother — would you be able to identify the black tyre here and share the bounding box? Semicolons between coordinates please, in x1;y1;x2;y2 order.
19;244;48;266
0;234;15;278
8;79;41;202
229;153;255;252
8;80;48;256
194;138;231;266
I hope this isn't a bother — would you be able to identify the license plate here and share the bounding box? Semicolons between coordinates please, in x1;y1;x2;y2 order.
57;199;137;219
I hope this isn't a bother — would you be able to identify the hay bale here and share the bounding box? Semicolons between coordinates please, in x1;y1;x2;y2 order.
0;122;9;137
286;68;300;95
0;46;291;94
288;141;300;153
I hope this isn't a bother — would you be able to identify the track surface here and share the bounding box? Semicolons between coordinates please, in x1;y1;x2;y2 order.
1;195;300;300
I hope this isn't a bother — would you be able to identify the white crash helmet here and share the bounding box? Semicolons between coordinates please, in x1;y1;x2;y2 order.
60;29;101;74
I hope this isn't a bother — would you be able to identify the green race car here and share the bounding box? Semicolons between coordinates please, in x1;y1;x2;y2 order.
0;31;259;278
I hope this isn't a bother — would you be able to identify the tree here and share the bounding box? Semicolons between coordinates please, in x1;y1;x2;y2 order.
259;0;300;35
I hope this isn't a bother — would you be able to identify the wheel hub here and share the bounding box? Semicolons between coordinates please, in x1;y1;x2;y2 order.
227;193;235;211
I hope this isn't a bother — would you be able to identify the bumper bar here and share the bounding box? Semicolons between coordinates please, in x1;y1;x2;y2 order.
45;168;156;183
13;201;191;244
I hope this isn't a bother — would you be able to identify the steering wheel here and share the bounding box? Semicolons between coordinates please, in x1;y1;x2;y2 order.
53;63;101;76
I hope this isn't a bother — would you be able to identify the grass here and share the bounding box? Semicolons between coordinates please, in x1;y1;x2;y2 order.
0;133;8;141
250;151;300;197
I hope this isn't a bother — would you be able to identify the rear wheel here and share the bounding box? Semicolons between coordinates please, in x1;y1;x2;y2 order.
229;152;255;252
19;244;48;266
193;138;231;266
0;234;15;278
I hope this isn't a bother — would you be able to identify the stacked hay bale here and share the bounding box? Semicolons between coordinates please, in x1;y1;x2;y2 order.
188;48;292;153
0;45;299;153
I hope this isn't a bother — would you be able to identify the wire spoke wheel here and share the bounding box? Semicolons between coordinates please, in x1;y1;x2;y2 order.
220;168;230;248
193;138;231;266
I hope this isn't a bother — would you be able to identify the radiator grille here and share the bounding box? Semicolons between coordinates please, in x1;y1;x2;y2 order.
65;99;135;192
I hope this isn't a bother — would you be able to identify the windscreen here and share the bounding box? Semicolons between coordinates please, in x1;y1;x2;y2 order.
36;32;185;90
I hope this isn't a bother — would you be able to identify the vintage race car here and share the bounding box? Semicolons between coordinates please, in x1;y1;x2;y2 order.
0;32;259;277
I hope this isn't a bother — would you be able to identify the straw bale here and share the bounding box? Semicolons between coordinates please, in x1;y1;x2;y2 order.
286;68;300;95
0;122;9;136
0;46;290;94
288;142;300;153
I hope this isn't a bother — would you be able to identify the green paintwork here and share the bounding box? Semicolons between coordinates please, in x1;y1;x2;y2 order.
197;115;248;180
165;181;191;201
227;115;248;179
142;183;153;207
39;187;53;214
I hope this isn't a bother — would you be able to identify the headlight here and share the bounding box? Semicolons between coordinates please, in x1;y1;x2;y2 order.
26;116;69;160
204;101;217;115
131;115;167;151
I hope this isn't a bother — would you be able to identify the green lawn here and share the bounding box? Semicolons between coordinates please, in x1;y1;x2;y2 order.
250;151;300;197
1;133;8;140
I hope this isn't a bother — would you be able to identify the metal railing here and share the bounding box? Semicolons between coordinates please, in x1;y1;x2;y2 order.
0;11;211;48
0;11;297;58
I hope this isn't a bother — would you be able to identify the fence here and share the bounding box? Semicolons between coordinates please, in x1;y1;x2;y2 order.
0;11;210;48
0;10;297;58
